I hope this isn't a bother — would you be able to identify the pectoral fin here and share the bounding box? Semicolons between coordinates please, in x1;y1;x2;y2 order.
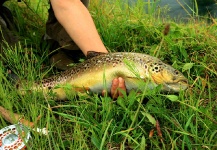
74;87;90;92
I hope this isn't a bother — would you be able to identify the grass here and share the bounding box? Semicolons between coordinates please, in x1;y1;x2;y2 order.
0;0;217;149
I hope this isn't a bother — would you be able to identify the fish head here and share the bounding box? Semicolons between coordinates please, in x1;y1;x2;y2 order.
148;62;188;92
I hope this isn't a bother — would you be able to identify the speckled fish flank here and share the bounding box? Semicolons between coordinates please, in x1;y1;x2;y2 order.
20;52;188;100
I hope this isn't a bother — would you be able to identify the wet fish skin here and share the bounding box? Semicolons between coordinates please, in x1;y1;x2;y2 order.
20;52;188;100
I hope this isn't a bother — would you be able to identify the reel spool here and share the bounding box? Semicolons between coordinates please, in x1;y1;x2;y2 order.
0;124;30;150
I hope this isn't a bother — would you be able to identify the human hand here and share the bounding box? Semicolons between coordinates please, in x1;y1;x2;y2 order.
110;77;126;99
101;77;126;99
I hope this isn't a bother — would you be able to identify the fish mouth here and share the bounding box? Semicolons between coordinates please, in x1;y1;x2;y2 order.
164;78;189;92
177;78;188;86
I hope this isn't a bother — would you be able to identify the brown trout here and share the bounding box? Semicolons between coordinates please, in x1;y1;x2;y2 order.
20;52;188;100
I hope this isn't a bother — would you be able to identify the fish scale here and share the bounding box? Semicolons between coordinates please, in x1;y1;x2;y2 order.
20;52;188;100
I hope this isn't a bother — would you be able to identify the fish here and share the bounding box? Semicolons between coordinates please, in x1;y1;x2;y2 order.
19;52;188;100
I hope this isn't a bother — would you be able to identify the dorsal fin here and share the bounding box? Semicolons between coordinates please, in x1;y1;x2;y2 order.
86;51;107;59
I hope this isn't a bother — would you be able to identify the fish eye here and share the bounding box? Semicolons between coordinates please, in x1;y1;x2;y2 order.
174;70;180;75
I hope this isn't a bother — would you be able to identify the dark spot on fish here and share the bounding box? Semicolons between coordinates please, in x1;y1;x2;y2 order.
155;66;159;70
172;76;177;81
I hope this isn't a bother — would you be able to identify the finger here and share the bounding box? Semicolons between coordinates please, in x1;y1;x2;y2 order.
117;77;126;97
102;89;107;97
111;78;119;99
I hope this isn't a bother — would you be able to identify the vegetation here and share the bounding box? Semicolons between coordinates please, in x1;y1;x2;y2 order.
0;0;217;149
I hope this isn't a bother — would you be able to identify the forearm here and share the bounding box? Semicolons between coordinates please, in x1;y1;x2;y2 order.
50;0;108;56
